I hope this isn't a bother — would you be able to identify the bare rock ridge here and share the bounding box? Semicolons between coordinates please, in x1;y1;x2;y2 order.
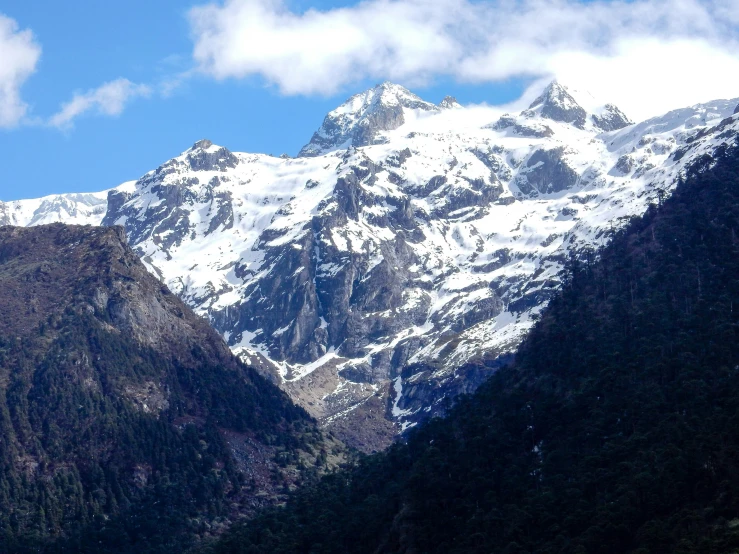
186;138;239;171
8;81;739;452
0;224;340;549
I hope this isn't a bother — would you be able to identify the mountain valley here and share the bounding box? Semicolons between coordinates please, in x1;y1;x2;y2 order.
3;81;738;451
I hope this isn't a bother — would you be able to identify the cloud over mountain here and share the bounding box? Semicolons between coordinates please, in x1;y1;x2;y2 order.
188;0;739;119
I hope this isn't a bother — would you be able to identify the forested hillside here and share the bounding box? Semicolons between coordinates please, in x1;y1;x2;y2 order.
207;140;739;553
0;225;340;554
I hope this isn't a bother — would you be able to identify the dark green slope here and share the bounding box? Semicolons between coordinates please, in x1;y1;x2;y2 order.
0;225;340;553
208;142;739;554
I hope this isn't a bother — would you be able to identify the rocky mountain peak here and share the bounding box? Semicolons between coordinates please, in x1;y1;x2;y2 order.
184;139;238;171
524;80;588;129
298;82;438;157
522;80;632;132
190;138;213;150
734;103;739;115
439;95;462;109
592;103;633;132
345;81;434;112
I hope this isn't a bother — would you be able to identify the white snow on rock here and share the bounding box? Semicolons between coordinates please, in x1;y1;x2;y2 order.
7;81;739;448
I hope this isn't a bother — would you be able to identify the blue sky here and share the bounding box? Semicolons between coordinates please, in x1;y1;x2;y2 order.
1;0;737;201
0;0;527;201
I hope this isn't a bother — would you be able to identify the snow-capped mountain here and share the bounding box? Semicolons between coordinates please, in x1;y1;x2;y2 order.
298;81;440;157
0;190;111;227
517;80;633;132
7;82;739;451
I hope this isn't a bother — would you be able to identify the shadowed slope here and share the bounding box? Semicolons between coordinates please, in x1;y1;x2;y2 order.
0;224;340;554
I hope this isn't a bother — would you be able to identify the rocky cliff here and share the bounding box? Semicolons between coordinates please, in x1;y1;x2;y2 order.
6;82;739;451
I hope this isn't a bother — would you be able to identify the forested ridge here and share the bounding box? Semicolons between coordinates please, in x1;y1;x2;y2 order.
206;141;739;554
0;225;339;554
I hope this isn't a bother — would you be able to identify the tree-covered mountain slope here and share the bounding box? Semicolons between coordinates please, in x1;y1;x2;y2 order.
0;224;342;554
206;138;739;553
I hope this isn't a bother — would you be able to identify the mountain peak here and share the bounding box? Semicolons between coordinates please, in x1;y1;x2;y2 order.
529;79;567;102
183;139;238;171
525;80;588;129
190;138;214;151
298;82;438;157
523;80;632;132
439;96;462;110
329;81;427;116
592;103;633;132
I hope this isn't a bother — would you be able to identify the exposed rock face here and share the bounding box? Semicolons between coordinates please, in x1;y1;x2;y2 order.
11;82;739;452
186;139;239;171
521;81;633;132
518;147;579;195
524;81;588;128
298;82;438;157
614;154;634;174
101;141;239;251
0;224;341;548
439;96;462;110
592;103;633;131
490;114;554;138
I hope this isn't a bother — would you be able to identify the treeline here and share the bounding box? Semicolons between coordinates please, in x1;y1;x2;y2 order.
205;142;739;553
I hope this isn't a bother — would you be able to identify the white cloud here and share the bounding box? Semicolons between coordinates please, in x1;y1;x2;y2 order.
188;0;739;119
188;0;469;95
543;38;739;120
49;78;151;129
0;14;41;128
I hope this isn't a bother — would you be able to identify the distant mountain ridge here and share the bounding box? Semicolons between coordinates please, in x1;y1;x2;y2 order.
4;82;739;450
0;190;110;227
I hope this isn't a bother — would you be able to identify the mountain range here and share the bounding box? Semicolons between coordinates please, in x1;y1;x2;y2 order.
205;124;739;554
3;81;738;451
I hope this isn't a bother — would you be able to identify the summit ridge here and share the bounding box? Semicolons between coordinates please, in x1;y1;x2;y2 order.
298;81;439;157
